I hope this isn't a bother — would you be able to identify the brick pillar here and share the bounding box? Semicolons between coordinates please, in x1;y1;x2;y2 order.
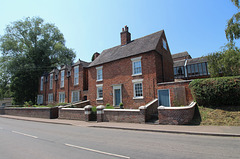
139;106;147;123
96;105;105;122
84;105;92;121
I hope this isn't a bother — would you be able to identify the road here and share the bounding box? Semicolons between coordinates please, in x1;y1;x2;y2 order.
0;117;239;159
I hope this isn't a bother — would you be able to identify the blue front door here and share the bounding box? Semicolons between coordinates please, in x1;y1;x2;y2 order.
158;89;170;107
114;89;121;106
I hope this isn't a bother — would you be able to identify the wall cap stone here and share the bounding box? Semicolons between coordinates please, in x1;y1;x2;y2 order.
61;108;84;111
158;102;196;110
104;109;140;112
157;80;192;86
84;105;93;109
96;105;105;109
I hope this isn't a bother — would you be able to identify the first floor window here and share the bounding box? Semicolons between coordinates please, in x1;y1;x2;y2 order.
50;74;53;89
96;84;103;99
37;95;43;104
72;91;80;102
48;93;53;103
131;57;142;76
59;92;65;103
74;66;79;85
96;66;103;81
60;70;65;88
40;76;44;91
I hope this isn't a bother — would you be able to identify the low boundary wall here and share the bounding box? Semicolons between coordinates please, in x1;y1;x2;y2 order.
1;107;59;119
58;105;94;121
158;102;196;125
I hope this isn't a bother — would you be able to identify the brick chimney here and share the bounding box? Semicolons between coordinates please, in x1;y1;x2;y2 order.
120;25;131;45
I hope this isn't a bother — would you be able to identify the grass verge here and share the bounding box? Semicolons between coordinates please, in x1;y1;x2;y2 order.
197;106;240;126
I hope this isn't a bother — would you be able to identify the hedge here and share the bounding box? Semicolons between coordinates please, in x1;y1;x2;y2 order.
189;76;240;107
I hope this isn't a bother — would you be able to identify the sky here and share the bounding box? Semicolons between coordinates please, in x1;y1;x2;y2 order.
0;0;238;62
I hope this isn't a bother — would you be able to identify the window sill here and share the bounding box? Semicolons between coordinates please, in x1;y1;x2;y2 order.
132;73;142;77
96;98;103;101
96;79;103;82
133;96;144;100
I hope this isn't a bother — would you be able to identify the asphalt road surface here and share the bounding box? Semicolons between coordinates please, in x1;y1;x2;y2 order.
0;117;239;159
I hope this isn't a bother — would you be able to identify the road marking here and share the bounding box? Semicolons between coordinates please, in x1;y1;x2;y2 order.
12;131;38;139
65;143;130;159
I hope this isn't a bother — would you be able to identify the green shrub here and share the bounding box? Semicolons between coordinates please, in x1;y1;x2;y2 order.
189;76;240;107
23;101;33;107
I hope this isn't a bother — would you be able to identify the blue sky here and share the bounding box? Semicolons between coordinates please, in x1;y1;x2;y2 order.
0;0;238;62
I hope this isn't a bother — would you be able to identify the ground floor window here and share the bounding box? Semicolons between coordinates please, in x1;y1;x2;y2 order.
37;95;43;104
59;92;65;103
132;79;143;99
48;93;53;103
72;91;80;103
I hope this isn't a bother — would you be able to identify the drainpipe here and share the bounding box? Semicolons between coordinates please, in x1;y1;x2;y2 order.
184;59;188;79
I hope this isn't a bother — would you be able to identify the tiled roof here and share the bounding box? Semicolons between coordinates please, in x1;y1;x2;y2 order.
186;56;207;65
73;59;90;68
89;30;164;67
172;51;191;59
173;56;208;67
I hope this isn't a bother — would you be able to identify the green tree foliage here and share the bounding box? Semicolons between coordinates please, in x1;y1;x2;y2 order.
0;17;76;104
0;56;12;99
207;43;240;77
225;0;240;41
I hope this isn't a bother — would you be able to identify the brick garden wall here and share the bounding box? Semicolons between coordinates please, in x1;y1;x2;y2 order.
2;107;59;119
158;102;196;125
58;108;85;120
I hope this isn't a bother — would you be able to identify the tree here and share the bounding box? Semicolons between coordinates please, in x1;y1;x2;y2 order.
0;56;12;99
0;17;76;104
207;43;240;77
225;0;240;41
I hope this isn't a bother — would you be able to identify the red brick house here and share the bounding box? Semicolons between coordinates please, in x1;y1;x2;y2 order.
37;60;89;105
37;26;175;108
87;26;174;108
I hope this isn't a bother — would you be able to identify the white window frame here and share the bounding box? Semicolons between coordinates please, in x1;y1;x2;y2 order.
74;66;79;85
132;79;143;99
72;90;80;103
37;95;43;104
40;76;44;91
59;92;65;103
131;57;142;76
49;74;53;89
48;93;53;103
163;39;167;50
96;66;103;81
96;84;103;100
60;70;65;88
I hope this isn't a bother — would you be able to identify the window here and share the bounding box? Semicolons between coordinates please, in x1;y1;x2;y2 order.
163;39;167;50
96;66;103;81
96;84;103;100
49;74;53;89
72;91;80;102
131;57;142;76
74;66;79;85
37;95;43;104
40;76;43;91
59;92;65;103
60;70;64;88
132;79;143;99
48;93;53;103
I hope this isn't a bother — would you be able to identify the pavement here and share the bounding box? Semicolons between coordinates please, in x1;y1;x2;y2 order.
0;114;240;137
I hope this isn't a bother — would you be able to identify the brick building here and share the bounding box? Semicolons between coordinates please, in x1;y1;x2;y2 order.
88;26;173;108
37;59;89;105
37;26;175;108
172;51;209;80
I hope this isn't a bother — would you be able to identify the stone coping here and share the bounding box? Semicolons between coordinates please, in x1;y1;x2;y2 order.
60;108;84;111
158;102;196;110
104;109;140;112
157;80;192;86
5;107;56;110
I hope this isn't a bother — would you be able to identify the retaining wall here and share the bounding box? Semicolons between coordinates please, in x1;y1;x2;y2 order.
158;102;196;125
